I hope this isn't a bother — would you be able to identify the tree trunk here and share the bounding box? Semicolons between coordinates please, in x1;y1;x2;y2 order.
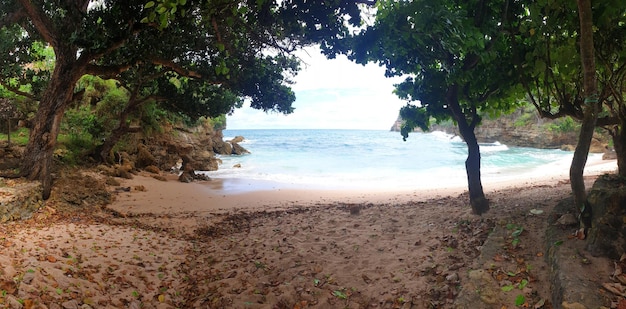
571;0;599;232
614;122;626;177
7;119;11;147
99;120;131;163
447;85;489;215
98;92;144;163
21;56;81;200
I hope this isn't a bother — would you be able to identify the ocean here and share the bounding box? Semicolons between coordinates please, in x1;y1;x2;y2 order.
205;129;590;192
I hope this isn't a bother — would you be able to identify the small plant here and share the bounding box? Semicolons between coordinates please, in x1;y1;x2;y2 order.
506;223;524;247
332;290;348;299
253;261;266;269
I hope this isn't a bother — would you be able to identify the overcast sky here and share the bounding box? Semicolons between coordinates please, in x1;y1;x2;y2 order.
225;47;408;130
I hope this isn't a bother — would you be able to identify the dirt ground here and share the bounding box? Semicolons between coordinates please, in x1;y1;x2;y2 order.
0;169;624;308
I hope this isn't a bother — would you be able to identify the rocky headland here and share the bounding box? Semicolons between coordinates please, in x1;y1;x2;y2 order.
390;106;611;154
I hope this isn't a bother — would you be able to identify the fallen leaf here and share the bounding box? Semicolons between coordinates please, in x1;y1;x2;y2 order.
603;282;626;297
22;299;34;309
46;255;57;263
158;294;165;302
494;254;505;262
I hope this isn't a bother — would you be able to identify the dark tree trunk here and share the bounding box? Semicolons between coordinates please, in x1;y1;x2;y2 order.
447;85;489;215
99;118;131;163
98;91;145;163
615;122;626;177
7;119;11;147
571;0;599;232
21;55;81;199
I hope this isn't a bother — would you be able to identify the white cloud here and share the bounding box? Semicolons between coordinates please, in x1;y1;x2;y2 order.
226;46;407;130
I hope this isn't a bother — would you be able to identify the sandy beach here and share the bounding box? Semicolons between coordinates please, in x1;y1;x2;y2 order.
0;157;619;308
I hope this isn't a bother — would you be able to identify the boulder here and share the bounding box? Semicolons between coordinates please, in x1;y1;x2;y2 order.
136;144;157;168
144;165;160;174
230;136;245;143
603;149;617;160
212;140;232;155
231;142;250;155
586;174;626;259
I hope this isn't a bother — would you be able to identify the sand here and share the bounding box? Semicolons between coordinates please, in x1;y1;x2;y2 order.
0;157;619;308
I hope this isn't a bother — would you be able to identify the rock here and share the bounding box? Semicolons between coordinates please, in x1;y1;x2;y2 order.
556;213;578;226
561;144;576;151
233;163;242;168
230;136;245;143
586;174;626;259
136;144;157;168
61;300;79;309
603;149;617;160
144;165;160;174
231;142;250;155
212;140;232;155
152;175;168;181
178;171;194;183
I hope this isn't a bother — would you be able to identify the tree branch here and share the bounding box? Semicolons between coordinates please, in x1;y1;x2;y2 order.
0;9;26;29
0;79;38;101
84;63;135;79
148;58;203;79
17;0;58;47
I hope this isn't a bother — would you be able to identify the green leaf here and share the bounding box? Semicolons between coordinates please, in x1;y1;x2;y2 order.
333;290;347;299
145;1;155;9
157;5;168;14
515;294;526;306
518;279;528;289
501;285;514;292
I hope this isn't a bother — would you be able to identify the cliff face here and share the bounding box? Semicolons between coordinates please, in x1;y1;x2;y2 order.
390;107;609;153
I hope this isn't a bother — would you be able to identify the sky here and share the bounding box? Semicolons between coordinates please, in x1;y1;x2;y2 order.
225;47;408;130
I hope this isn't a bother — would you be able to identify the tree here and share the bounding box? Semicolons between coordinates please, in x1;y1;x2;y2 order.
0;98;20;146
346;0;523;214
509;0;626;228
0;0;363;199
571;0;599;233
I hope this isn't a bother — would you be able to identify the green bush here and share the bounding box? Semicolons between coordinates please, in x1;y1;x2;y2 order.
513;112;535;127
546;116;578;133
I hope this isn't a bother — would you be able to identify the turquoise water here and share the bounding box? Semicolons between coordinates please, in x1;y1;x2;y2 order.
206;129;578;191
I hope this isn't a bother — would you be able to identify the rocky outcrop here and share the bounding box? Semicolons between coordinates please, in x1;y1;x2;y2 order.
586;174;626;259
212;134;250;156
391;107;609;152
101;124;249;183
0;180;42;223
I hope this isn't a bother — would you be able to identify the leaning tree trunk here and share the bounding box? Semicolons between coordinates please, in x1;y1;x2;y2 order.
570;0;599;233
22;58;81;199
98;91;146;163
447;85;489;215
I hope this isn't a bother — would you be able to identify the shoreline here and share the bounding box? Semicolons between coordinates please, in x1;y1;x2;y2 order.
108;157;618;215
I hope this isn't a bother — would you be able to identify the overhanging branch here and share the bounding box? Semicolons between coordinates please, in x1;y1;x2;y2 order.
148;58;203;79
0;79;38;101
